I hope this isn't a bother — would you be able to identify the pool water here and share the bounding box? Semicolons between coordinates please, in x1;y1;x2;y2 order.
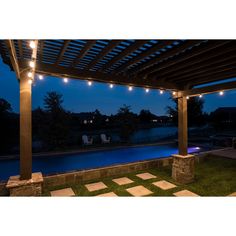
0;144;203;180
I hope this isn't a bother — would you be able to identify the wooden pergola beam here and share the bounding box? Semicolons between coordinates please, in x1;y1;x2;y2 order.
112;40;174;74
85;40;122;70
152;51;236;81
17;40;23;59
19;60;179;90
183;80;236;97
168;64;236;83
55;40;70;66
147;42;236;81
5;40;21;79
38;40;44;62
140;40;230;78
70;40;96;67
128;40;203;76
99;40;150;72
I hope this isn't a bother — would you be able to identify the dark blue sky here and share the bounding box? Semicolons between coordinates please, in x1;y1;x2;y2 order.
0;57;236;115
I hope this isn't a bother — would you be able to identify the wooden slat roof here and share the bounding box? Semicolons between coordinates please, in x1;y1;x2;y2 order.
0;39;236;92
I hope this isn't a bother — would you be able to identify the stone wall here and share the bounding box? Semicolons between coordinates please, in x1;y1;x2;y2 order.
44;157;173;188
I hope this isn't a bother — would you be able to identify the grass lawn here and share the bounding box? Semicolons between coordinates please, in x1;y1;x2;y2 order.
43;155;236;196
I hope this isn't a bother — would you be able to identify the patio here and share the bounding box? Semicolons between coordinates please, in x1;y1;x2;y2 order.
42;154;236;197
0;39;236;196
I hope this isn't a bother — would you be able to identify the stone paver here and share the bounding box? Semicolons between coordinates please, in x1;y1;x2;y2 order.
152;180;177;190
50;187;75;197
85;181;108;192
173;189;199;197
97;192;118;197
126;185;153;196
112;177;134;186
136;172;156;180
228;192;236;196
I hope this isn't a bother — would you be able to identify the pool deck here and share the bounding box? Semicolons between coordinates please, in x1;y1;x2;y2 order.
211;148;236;159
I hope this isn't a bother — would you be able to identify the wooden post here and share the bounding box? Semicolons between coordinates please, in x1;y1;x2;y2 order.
20;72;32;180
178;96;188;156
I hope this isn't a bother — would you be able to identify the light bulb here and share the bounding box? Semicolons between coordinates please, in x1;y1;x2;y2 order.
88;81;92;86
38;75;43;80
186;96;189;100
145;88;149;93
109;84;113;88
63;78;68;83
128;86;133;91
27;72;33;78
199;94;203;98
29;61;35;68
29;41;36;49
28;79;33;84
160;89;164;94
172;91;176;95
219;91;224;96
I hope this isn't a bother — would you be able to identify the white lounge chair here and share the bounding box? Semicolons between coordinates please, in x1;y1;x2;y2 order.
101;134;110;144
82;135;93;145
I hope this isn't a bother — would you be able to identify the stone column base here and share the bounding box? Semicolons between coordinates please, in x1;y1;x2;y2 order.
6;172;43;196
172;154;195;184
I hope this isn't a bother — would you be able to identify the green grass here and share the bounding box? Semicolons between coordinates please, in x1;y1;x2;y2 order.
43;155;236;196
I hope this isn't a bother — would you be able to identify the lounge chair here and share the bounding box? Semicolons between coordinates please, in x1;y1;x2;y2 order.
82;135;93;145
101;133;110;144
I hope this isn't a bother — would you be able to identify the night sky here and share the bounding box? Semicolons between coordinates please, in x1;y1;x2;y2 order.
0;57;236;115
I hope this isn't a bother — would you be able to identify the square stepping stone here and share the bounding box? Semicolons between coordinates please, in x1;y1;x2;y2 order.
112;177;134;186
126;185;153;196
228;192;236;196
97;192;118;197
173;189;199;197
136;172;156;180
152;180;177;190
50;187;75;197
85;181;108;192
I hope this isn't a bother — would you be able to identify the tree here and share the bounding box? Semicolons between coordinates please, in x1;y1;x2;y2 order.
139;109;157;123
41;92;70;148
0;98;19;154
166;96;206;127
44;91;63;113
116;105;138;142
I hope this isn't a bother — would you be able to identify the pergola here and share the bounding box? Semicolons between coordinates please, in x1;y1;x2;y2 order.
1;40;236;194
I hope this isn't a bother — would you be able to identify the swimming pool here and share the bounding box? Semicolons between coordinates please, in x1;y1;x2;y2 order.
0;144;203;180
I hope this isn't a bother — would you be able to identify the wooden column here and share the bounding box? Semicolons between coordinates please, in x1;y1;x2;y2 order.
20;73;32;180
178;96;188;156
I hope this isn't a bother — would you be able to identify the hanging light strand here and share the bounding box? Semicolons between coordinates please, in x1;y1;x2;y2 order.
28;40;38;84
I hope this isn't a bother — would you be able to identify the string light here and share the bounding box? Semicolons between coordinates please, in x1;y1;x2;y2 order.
38;75;43;80
145;88;149;93
63;78;68;83
29;41;36;49
160;89;164;94
186;96;189;100
29;61;35;68
109;83;114;88
219;91;224;96
28;79;33;84
199;94;203;98
172;91;176;95
128;86;133;91
88;81;92;86
27;72;33;78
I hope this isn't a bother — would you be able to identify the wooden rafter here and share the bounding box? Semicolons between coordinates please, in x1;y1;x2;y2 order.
147;41;236;80
39;40;44;62
85;40;123;70
112;40;174;75
17;40;23;59
5;40;21;78
99;40;150;72
128;40;204;76
141;40;230;78
70;40;96;67
55;40;70;66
